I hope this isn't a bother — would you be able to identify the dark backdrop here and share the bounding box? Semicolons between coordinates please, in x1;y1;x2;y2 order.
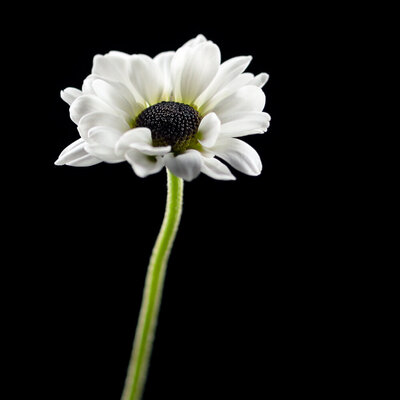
7;3;345;400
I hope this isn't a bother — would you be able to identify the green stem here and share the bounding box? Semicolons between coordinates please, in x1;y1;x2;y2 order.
121;170;184;400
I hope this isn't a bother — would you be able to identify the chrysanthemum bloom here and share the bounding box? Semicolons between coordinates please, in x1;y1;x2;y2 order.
55;34;270;181
56;35;272;400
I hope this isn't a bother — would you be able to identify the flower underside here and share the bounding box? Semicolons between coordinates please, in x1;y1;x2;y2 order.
136;101;201;153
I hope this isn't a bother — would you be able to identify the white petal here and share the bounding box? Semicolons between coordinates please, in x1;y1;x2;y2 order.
81;75;96;95
115;128;151;156
91;52;150;107
85;127;124;163
61;87;82;105
130;142;171;156
181;34;207;48
212;138;262;176
92;52;131;85
220;112;271;137
164;150;203;181
115;128;170;157
197;112;221;148
249;72;269;88
154;51;175;100
67;154;103;167
84;146;122;163
125;149;164;178
55;138;101;167
78;112;130;140
210;86;266;123
87;126;122;147
91;79;135;118
170;47;189;102
70;95;116;125
199;73;254;115
201;157;236;180
129;55;164;105
55;138;86;165
172;41;221;104
194;56;252;108
57;138;84;157
91;56;145;105
84;74;144;117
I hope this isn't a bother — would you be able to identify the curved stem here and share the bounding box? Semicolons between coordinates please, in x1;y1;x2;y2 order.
121;170;184;400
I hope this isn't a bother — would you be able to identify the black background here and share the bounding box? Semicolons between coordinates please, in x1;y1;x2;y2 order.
6;3;352;400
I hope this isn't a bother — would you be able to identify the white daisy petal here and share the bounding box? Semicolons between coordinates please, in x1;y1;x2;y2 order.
129;55;164;105
220;112;271;137
78;112;130;140
87;126;122;147
211;85;266;123
154;51;175;100
84;145;121;163
90;61;146;108
92;52;131;85
197;112;221;148
164;150;203;181
55;138;101;167
70;95;116;124
172;41;221;104
201;157;236;180
92;53;148;106
61;87;82;105
91;79;135;118
55;138;86;165
67;154;102;167
125;149;164;178
116;127;172;157
81;75;96;95
115;128;150;156
85;127;124;163
199;73;255;115
131;143;171;156
169;47;188;102
57;137;84;157
212;138;262;176
181;34;207;48
194;56;252;108
249;72;270;88
84;74;144;116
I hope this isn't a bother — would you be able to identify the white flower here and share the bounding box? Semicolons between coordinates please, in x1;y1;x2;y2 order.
55;34;271;181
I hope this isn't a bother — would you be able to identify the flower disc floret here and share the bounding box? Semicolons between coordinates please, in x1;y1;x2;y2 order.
136;101;201;153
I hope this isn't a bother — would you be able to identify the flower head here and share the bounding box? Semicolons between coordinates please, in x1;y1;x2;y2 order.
55;34;270;181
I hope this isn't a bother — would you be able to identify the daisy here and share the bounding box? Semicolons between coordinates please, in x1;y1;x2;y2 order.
55;34;270;181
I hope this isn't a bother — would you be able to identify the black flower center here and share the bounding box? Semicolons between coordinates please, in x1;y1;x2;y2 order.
135;101;201;153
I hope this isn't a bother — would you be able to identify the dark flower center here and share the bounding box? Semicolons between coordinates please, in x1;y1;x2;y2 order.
135;101;201;153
